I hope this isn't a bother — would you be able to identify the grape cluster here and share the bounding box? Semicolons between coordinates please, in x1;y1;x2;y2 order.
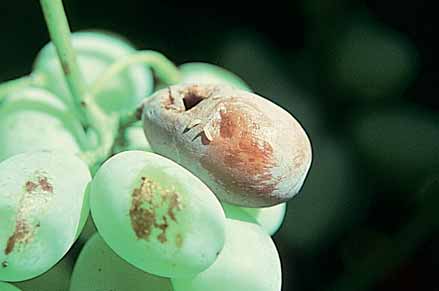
0;3;312;290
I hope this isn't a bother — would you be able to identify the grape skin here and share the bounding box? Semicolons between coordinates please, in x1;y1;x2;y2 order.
222;203;287;235
172;218;282;291
70;233;173;291
0;151;91;282
0;88;85;162
0;282;22;291
13;253;73;291
113;122;152;154
90;151;226;278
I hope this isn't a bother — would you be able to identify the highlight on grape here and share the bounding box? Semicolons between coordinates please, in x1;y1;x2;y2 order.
0;1;312;290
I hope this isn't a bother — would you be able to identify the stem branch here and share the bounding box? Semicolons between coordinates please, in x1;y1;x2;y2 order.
40;0;89;126
90;50;181;97
39;0;117;167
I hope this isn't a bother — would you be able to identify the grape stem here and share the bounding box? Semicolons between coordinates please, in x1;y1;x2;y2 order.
39;0;91;126
39;0;118;167
89;50;182;98
89;50;182;130
38;0;182;168
83;51;182;164
78;104;119;168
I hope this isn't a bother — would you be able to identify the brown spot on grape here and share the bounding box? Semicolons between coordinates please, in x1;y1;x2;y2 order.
129;206;155;239
5;173;54;255
61;61;70;75
2;261;8;268
176;234;183;248
201;102;279;200
157;232;167;243
38;177;53;193
25;181;38;193
5;220;31;255
167;193;180;222
155;216;169;243
130;177;183;244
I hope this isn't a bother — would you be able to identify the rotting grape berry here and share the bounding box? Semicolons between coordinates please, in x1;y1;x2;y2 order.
141;83;313;207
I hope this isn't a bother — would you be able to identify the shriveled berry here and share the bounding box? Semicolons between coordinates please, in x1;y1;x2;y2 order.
141;84;312;207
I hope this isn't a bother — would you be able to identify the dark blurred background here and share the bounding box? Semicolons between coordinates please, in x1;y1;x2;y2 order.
1;1;438;290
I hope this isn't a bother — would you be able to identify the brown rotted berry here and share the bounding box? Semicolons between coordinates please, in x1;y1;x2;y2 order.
141;84;312;207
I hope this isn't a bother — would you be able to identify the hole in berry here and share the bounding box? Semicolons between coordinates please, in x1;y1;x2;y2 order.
183;92;204;111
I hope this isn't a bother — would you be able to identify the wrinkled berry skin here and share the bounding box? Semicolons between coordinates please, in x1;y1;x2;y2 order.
141;84;312;207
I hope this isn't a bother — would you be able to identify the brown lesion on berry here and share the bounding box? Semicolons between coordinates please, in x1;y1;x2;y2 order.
25;181;38;193
38;177;53;193
175;234;183;248
130;176;183;247
1;261;8;268
4;172;54;255
4;221;35;255
201;101;279;200
155;217;169;243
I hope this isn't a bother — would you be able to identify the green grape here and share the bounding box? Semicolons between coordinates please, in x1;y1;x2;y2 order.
76;215;97;245
179;62;251;90
0;87;87;161
123;126;152;152
90;151;226;278
74;184;91;241
172;218;282;291
220;204;255;224
113;122;152;154
70;233;173;291
13;253;73;291
222;203;286;236
0;282;22;291
0;151;91;282
33;31;154;114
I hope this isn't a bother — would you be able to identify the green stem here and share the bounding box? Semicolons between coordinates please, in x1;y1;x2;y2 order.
78;104;119;168
89;50;181;135
89;50;182;97
39;0;89;126
39;0;117;168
